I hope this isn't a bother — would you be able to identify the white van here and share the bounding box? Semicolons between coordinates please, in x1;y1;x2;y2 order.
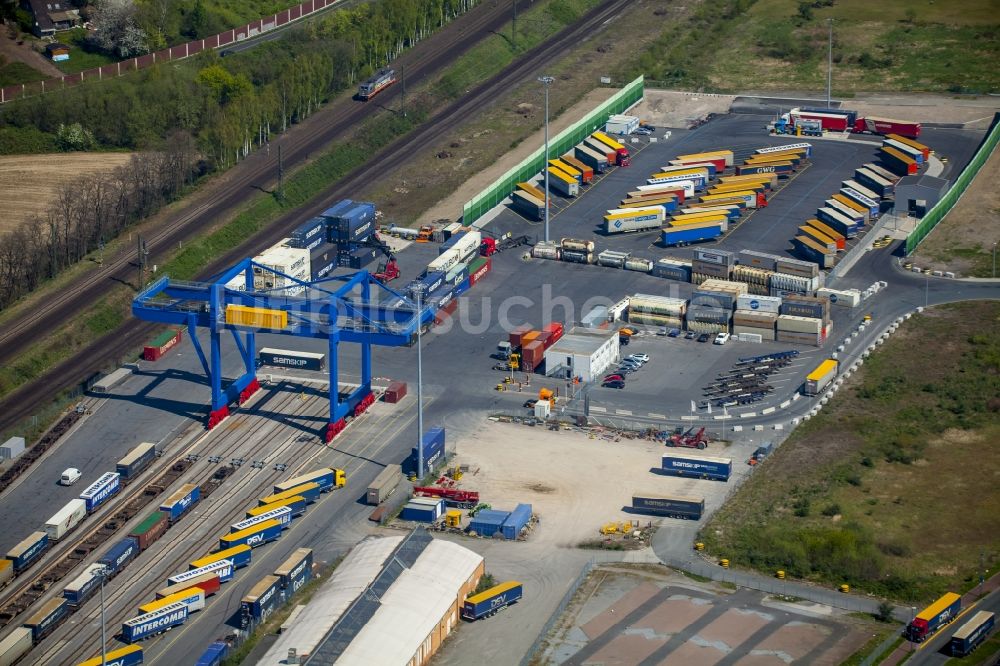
59;468;82;485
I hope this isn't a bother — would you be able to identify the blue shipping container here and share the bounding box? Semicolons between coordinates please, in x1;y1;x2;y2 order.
79;471;121;513
117;443;157;480
160;484;201;522
123;603;188;642
501;504;532;540
661;224;723;247
7;531;49;573
469;509;509;538
196;641;230;666
411;271;445;297
401;499;444;522
950;612;995;657
453;277;471;297
63;564;105;606
661;455;732;481
632;494;704;519
276;549;314;593
412;427;445;476
241;575;282;622
99;536;140;576
220;521;282;550
24;597;69;641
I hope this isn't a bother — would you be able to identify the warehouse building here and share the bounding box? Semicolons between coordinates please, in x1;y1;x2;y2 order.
543;327;619;382
893;174;948;217
259;529;484;665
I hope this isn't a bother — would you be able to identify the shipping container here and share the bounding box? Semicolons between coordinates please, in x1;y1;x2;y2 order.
735;294;781;314
0;436;25;461
274;548;314;595
274;468;345;493
653;258;692;282
661;454;732;481
122;602;188;643
76;645;144;666
156;572;220;600
777;315;823;334
45;498;88;540
511;191;545;220
816;207;858;238
23;597;69;642
840;188;880;218
99;536;140;576
260;482;321;506
468;256;492;287
501;504;532;540
79;471;121;513
462;581;523;621
546;167;580;197
0;627;32;666
242;575;282;623
195;641;229;666
468;509;510;537
219;519;282;550
661;221;725;247
603;206;667;234
412;427;446;476
7;531;48;573
172;558;236;584
366;465;401;505
190;545;251;571
949;611;994;657
521;340;545;372
401;497;446;522
855;168;894;197
673;149;735;167
258;348;325;372
804;359;838;396
755;142;812;158
143;328;182;362
139;587;206;615
574;144;609;172
159;483;200;522
879;146;919;176
733;311;778;328
63;563;106;606
231;506;292;532
906;593;962;642
117;442;157;481
631;493;704;520
735;161;795;176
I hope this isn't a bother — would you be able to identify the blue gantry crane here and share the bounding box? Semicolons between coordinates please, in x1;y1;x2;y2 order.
132;259;434;440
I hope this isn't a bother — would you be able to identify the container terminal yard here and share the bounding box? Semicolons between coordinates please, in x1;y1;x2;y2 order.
1;37;1000;666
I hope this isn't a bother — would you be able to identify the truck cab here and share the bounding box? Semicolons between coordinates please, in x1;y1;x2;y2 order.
497;341;512;360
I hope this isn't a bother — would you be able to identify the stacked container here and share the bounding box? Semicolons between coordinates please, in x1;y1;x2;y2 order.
776;315;824;346
653;257;692;282
628;294;686;329
733;294;781;341
469;509;510;538
730;265;772;295
691;249;734;283
253;245;309;295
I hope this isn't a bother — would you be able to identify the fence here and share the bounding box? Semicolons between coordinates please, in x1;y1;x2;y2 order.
0;0;344;104
462;75;645;225
905;112;1000;254
520;558;595;666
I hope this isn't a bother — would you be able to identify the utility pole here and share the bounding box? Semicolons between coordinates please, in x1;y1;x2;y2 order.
416;289;424;479
538;75;555;243
137;236;148;290
277;144;285;201
826;19;834;108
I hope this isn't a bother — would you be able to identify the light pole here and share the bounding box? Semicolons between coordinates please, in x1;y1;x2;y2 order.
826;19;833;108
416;289;424;479
538;75;555;243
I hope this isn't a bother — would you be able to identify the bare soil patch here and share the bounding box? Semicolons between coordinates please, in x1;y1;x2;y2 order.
0;153;134;232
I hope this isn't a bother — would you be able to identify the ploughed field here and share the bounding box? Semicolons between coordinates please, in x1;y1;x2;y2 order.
0;153;134;232
700;301;1000;603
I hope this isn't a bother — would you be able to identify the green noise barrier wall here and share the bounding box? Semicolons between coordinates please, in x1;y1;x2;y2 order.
906;113;1000;254
462;76;645;225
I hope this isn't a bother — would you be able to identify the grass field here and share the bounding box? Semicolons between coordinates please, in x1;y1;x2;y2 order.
912;146;1000;277
701;301;1000;603
0;153;135;232
624;0;1000;94
0;56;47;87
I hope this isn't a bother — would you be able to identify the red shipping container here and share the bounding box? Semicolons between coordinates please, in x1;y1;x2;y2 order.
468;258;492;286
542;322;564;344
522;341;545;371
174;574;221;598
143;328;183;362
509;324;532;348
384;381;407;404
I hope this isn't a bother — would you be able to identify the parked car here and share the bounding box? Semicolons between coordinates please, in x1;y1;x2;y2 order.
697;333;711;343
656;327;668;336
713;332;730;345
602;380;626;389
627;353;650;363
619;360;642;371
603;374;624;383
616;366;636;375
667;328;681;338
684;331;696;340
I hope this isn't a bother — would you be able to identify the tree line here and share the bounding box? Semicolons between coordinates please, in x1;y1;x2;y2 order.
0;133;201;309
0;0;481;311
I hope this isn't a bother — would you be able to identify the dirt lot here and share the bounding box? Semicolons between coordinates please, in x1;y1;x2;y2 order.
912;143;1000;277
0;152;134;232
537;564;875;665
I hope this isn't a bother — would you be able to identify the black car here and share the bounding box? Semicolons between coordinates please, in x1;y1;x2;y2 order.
668;328;681;338
602;380;626;389
697;333;711;343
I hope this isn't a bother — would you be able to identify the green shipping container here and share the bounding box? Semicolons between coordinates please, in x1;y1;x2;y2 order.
468;257;487;273
149;330;178;348
130;511;168;550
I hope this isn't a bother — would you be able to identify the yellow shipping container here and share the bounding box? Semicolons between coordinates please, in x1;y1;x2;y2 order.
225;305;287;329
547;167;576;185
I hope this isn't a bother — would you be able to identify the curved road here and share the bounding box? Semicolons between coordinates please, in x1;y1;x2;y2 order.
0;0;632;434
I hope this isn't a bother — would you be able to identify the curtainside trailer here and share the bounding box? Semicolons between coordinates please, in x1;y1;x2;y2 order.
63;563;106;607
755;142;812;158
171;559;235;585
560;154;594;182
825;199;865;225
631;493;705;519
231;506;292;532
139;587;206;615
248;495;307;518
854;116;921;139
855;168;895;198
116;442;157;481
661;221;725;247
647;169;708;190
220;519;282;551
885;133;929;159
261;482;321;506
274;548;314;594
879;146;919;176
905;592;961;642
462;581;523;621
674;149;734;167
511;190;545;221
841;179;881;202
547;167;580;197
274;468;345;493
883;138;924;164
548;159;582;183
241;575;283;624
840;188;880;218
949;611;994;657
79;471;121;513
792;236;835;269
23;597;69;642
195;641;230;666
99;536;140;577
45;499;88;541
736;161;794;176
804;359;838;395
190;545;252;570
577;143;610;172
160;483;200;523
661;454;732;481
798;226;838;254
661;161;718;178
604;206;667;234
7;531;48;574
805;220;846;250
816;207;858;238
0;627;32;666
122;602;188;643
366;465;401;505
77;645;144;666
156;572;221;600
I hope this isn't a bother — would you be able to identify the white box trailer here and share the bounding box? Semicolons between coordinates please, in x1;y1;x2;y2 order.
547;167;579;197
605;114;640;135
603;206;667;234
45;499;87;541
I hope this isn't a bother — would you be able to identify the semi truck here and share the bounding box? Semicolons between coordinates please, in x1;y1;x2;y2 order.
631;493;704;519
772;108;920;138
905;592;961;642
661;221;725;247
603;206;667;234
590;131;630;166
949;611;994;657
461;581;523;621
804;359;838;395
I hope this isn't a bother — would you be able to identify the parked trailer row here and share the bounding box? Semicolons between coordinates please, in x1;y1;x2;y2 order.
4;530;47;574
240;548;314;627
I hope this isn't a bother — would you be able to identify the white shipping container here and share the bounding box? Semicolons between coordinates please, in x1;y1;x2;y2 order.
629;294;687;316
816;288;861;307
777;315;823;334
734;325;776;341
450;230;482;261
605;114;640;135
735;294;782;314
45;498;87;541
637;180;695;199
628;312;683;327
427;247;461;274
0;436;25;460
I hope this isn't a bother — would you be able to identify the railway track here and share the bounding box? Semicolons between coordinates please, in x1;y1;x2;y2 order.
29;385;340;664
0;0;631;437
